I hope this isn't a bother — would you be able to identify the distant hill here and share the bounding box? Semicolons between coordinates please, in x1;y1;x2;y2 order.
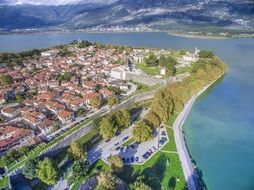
0;0;254;34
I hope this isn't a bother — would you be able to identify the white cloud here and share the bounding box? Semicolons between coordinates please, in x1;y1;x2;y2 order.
2;0;118;6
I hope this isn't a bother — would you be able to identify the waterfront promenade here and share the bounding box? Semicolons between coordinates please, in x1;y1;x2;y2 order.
173;81;217;190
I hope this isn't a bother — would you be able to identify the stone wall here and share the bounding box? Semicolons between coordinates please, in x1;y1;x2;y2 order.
126;72;167;86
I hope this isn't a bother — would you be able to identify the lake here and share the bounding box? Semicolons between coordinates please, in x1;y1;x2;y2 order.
1;32;254;190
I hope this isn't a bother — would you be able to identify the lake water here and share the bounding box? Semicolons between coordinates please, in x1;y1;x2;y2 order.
1;32;254;190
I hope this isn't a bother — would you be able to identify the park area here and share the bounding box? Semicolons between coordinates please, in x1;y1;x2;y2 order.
71;120;186;190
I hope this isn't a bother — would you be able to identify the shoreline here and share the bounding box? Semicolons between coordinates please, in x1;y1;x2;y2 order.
1;30;254;40
173;75;224;190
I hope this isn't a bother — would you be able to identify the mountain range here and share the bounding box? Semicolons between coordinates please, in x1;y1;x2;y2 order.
0;0;254;34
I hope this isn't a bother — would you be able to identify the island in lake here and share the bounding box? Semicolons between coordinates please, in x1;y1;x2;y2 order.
0;41;226;190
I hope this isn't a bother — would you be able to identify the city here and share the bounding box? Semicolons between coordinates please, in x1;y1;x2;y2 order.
0;40;218;190
0;1;252;189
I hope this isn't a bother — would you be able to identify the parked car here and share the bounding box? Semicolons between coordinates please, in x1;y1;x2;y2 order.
161;131;166;136
135;157;139;162
115;142;119;146
123;146;128;153
115;146;121;151
123;136;129;141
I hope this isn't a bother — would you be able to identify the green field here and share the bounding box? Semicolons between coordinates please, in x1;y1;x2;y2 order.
71;113;185;190
137;63;160;76
161;127;177;152
117;152;186;190
70;159;110;190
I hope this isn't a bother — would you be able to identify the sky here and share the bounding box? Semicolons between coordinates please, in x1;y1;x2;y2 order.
0;0;118;5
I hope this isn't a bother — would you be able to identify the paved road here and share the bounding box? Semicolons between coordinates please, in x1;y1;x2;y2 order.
173;81;216;190
54;179;68;190
173;96;197;190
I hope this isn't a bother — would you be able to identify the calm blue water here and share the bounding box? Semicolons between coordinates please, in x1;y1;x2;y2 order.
1;32;254;190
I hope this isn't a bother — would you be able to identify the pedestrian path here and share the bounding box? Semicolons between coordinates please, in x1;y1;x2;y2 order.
159;150;178;154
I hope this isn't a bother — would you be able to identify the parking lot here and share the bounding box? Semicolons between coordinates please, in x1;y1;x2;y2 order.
87;125;168;165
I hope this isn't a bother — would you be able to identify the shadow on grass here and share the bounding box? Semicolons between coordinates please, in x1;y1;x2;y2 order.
116;155;170;190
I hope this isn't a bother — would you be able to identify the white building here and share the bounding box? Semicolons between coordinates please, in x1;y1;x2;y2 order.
1;107;20;118
41;50;58;57
160;68;167;76
110;66;127;80
183;47;200;62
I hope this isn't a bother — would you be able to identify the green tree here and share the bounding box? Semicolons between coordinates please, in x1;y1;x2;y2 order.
166;56;177;76
120;109;131;128
130;176;152;190
36;157;58;185
90;96;102;108
0;150;16;166
96;171;118;190
132;121;153;142
108;155;124;172
18;146;29;156
107;96;119;108
0;74;14;85
23;158;38;180
159;55;167;67
144;111;161;128
145;53;159;67
68;141;85;160
198;50;214;58
114;109;131;130
67;159;89;185
16;94;23;104
99;117;117;140
178;49;186;55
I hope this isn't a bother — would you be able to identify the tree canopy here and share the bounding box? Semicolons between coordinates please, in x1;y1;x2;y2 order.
144;111;161;128
23;158;38;180
198;50;214;58
130;176;152;190
67;159;89;185
107;96;119;108
108;155;124;172
68;141;85;160
99;116;117;140
36;157;59;185
150;55;227;126
96;171;118;190
0;74;14;85
132;121;153;142
99;109;131;140
145;53;159;67
90;96;102;108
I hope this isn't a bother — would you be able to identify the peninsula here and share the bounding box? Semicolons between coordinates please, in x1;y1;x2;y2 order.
0;41;226;190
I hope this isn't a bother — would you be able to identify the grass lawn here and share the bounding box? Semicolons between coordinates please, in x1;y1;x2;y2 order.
137;63;160;76
161;127;177;152
0;177;8;189
117;152;186;190
70;159;110;190
168;115;177;126
122;138;135;147
77;128;100;149
176;66;192;75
